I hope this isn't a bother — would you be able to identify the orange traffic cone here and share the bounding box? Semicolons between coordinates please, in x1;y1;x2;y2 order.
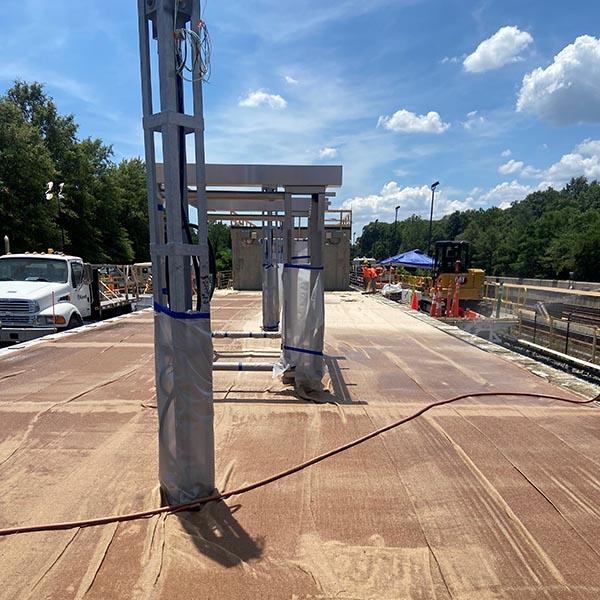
445;284;453;317
429;286;437;317
411;289;419;310
452;278;461;317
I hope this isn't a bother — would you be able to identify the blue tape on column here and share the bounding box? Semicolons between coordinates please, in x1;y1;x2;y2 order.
283;264;324;271
283;344;324;356
154;302;210;320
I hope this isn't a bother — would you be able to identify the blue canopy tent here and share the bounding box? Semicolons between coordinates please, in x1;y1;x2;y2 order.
380;249;434;269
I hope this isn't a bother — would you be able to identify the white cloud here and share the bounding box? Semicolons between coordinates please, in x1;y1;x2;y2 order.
377;109;450;134
521;166;541;178
491;138;600;190
479;180;533;209
497;158;541;178
541;152;600;189
464;26;533;73
517;35;600;124
501;149;512;157
238;90;287;109
318;146;338;159
284;75;299;85
462;110;485;130
441;55;460;64
576;138;600;155
498;159;524;174
342;181;472;229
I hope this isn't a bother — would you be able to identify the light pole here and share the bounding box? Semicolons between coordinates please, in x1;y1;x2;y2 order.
46;182;65;251
394;205;400;254
427;181;439;256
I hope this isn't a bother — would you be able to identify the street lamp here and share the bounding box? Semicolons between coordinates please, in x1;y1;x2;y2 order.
427;181;439;257
394;205;400;254
46;182;65;251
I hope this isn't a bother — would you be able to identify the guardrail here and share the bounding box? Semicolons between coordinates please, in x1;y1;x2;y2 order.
512;307;600;365
350;271;432;291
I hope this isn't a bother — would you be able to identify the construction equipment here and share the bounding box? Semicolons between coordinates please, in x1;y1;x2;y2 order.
430;241;485;312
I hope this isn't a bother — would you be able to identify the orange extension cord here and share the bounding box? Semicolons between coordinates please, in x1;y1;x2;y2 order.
0;391;598;537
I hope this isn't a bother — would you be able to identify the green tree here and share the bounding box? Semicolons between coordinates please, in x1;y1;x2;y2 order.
0;98;60;251
353;177;600;281
0;81;148;263
208;222;232;271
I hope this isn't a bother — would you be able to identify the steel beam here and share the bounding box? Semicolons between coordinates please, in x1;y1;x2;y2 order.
156;163;343;188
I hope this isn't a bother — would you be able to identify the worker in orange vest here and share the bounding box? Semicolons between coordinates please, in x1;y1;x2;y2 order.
361;262;370;291
366;266;377;293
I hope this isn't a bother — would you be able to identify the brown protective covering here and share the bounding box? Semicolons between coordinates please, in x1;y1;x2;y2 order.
1;291;599;599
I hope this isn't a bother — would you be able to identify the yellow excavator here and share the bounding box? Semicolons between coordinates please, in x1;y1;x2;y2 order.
429;240;485;310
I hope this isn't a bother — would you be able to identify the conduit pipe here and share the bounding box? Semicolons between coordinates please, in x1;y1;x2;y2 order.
212;331;281;339
212;362;274;371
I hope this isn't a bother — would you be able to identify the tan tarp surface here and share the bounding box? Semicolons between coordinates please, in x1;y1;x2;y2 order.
1;291;599;599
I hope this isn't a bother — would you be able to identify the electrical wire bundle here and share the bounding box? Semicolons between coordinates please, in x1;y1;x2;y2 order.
174;0;211;82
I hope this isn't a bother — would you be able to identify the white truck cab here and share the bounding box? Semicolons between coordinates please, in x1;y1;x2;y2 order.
0;252;93;344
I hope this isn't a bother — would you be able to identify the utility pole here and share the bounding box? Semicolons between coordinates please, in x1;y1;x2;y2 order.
427;181;439;256
394;205;400;254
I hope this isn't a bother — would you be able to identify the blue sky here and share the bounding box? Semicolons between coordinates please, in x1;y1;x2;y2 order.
2;0;600;236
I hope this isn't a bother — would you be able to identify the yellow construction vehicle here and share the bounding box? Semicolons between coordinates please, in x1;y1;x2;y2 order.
431;240;485;305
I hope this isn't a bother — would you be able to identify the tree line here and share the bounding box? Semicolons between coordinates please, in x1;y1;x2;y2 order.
0;81;148;263
3;81;598;280
0;80;232;269
355;177;600;282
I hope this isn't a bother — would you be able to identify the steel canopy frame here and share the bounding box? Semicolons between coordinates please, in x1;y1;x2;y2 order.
157;163;342;189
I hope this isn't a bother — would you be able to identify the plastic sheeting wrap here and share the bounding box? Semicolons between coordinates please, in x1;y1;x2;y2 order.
154;303;214;505
261;230;280;331
261;264;280;330
276;264;325;393
291;240;310;264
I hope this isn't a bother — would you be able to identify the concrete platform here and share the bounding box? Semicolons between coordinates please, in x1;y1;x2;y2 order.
1;291;599;599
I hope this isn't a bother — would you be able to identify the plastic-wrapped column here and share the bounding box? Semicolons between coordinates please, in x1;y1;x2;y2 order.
154;306;214;503
276;264;325;393
261;224;280;331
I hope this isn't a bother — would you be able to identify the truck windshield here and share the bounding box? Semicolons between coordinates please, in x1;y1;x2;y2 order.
0;257;69;283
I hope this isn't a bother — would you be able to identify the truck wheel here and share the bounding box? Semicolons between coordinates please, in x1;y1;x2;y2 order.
66;315;83;330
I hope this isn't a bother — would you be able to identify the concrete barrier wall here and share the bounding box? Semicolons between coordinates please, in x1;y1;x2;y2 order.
486;276;600;292
231;226;350;291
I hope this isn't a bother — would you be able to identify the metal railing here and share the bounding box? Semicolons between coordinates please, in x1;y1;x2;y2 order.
94;264;143;303
513;307;600;364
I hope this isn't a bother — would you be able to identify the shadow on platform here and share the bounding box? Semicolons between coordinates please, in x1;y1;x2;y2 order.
176;501;264;568
212;355;364;405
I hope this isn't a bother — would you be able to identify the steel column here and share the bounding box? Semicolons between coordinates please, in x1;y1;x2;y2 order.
138;0;214;504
